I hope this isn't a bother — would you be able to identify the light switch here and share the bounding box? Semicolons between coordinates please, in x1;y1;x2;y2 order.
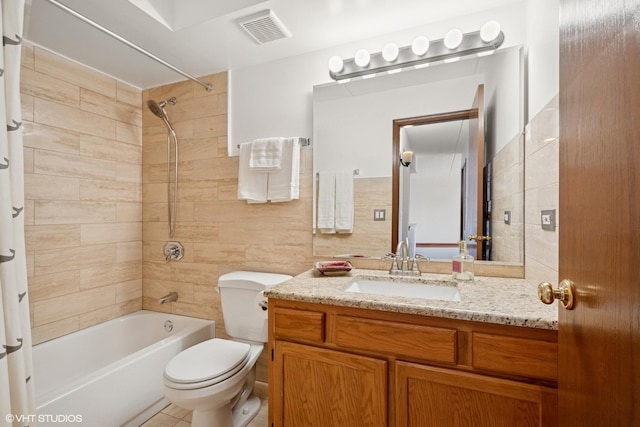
541;209;556;231
373;209;386;221
504;210;511;225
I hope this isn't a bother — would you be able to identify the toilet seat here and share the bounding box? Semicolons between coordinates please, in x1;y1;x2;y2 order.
164;339;251;390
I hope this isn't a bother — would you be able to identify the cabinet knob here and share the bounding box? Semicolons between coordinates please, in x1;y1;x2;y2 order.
538;280;575;310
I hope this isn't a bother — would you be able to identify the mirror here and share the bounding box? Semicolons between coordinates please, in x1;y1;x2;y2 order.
312;45;524;264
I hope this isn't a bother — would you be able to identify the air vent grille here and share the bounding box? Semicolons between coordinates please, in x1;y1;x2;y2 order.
239;10;292;44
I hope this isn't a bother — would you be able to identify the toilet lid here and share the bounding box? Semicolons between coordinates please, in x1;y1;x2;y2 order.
164;338;251;385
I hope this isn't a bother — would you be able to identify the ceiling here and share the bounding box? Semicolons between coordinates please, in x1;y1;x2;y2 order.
24;0;522;89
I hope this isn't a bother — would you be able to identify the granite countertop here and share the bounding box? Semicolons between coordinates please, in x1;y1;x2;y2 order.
265;268;558;330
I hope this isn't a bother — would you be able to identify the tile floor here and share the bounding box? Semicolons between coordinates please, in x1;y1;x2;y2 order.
140;381;268;427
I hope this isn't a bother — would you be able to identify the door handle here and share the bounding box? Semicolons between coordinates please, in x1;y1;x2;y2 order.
538;280;575;310
468;234;492;242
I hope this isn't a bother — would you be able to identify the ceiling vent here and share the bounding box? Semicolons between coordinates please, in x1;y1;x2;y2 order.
239;10;292;44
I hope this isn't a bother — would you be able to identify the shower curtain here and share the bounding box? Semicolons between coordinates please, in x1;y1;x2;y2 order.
0;0;35;425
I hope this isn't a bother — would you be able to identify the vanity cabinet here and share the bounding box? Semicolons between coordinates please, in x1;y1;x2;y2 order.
268;299;558;427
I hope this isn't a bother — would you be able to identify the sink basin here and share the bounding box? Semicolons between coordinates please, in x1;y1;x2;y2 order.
344;277;461;302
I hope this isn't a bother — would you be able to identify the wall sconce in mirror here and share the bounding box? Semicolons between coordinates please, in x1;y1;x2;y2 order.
327;21;504;81
400;150;413;167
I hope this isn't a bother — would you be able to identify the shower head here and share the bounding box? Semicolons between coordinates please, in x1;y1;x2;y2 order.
147;97;177;131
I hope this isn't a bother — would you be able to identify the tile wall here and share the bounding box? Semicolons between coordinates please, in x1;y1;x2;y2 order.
524;95;559;283
490;132;524;263
141;75;315;380
21;42;143;344
312;177;392;257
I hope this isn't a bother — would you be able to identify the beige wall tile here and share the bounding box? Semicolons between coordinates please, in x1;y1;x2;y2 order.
23;121;81;154
116;80;141;107
80;260;142;290
22;41;35;70
21;67;80;107
81;222;142;245
25;224;80;250
193;114;226;138
35;98;116;139
116;162;142;183
116;122;142;145
117;202;142;222
22;94;34;122
23;48;144;342
23;148;34;174
81;88;142;126
35;47;116;98
80;180;141;202
33;285;116;326
117;241;143;262
34;201;117;225
34;244;117;276
34;149;116;180
116;279;143;303
80;134;142;164
24;173;80;200
28;270;81;302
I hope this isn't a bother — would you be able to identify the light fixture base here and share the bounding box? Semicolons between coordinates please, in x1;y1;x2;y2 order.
329;30;504;81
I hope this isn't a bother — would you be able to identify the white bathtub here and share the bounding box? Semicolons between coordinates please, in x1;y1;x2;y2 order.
32;310;214;427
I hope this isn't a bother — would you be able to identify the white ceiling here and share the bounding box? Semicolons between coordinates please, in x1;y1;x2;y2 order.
24;0;522;89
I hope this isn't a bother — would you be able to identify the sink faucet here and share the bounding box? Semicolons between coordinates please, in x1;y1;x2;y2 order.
159;291;178;304
389;238;421;276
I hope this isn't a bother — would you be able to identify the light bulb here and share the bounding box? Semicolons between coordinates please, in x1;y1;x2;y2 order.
480;20;501;42
328;56;344;73
411;36;430;56
444;29;463;49
382;43;399;62
354;49;371;67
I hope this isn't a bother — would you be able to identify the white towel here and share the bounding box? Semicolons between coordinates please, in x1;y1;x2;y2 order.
317;171;336;233
250;137;284;171
268;138;300;203
237;142;268;203
335;171;354;234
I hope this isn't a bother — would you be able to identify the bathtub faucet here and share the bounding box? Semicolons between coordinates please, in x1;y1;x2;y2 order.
159;292;178;304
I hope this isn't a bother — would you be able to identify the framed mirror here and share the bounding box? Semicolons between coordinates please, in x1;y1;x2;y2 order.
312;45;524;265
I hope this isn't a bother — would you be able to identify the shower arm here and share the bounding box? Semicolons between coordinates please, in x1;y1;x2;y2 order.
45;0;213;92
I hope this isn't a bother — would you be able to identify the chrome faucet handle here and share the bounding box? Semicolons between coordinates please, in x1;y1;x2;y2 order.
388;256;401;275
410;258;422;276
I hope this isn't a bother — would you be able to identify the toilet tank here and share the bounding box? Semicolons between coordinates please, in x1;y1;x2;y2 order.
218;271;292;343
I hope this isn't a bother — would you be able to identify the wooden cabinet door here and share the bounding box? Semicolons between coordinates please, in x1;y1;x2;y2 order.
271;340;388;427
395;362;557;427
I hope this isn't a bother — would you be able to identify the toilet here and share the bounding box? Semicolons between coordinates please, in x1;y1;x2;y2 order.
162;271;292;427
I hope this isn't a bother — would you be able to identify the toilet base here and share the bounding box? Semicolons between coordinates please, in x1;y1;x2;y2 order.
189;394;261;427
233;395;261;427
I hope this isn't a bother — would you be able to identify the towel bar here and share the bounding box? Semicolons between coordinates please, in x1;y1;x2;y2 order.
236;137;310;149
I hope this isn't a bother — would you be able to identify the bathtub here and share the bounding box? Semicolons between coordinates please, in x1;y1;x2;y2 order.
32;310;214;427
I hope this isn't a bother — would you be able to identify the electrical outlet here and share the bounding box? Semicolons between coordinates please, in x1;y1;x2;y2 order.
504;210;511;225
541;209;556;231
373;209;386;221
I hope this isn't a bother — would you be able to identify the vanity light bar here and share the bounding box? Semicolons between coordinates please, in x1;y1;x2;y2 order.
329;30;504;81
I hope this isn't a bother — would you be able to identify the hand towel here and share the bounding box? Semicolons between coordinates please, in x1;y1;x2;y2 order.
250;137;284;171
334;171;354;234
268;138;300;202
317;171;336;233
237;142;268;203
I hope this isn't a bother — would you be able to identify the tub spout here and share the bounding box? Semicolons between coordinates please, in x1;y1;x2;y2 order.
159;292;178;304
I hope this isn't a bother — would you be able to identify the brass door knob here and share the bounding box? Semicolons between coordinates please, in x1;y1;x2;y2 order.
538;280;575;310
468;234;492;242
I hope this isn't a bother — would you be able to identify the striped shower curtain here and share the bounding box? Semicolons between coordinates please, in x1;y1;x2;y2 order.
0;0;35;426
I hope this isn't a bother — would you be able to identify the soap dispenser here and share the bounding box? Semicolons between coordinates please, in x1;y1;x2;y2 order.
452;240;474;281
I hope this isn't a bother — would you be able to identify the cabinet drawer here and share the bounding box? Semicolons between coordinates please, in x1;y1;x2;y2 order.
472;333;558;381
335;315;456;364
274;308;325;343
